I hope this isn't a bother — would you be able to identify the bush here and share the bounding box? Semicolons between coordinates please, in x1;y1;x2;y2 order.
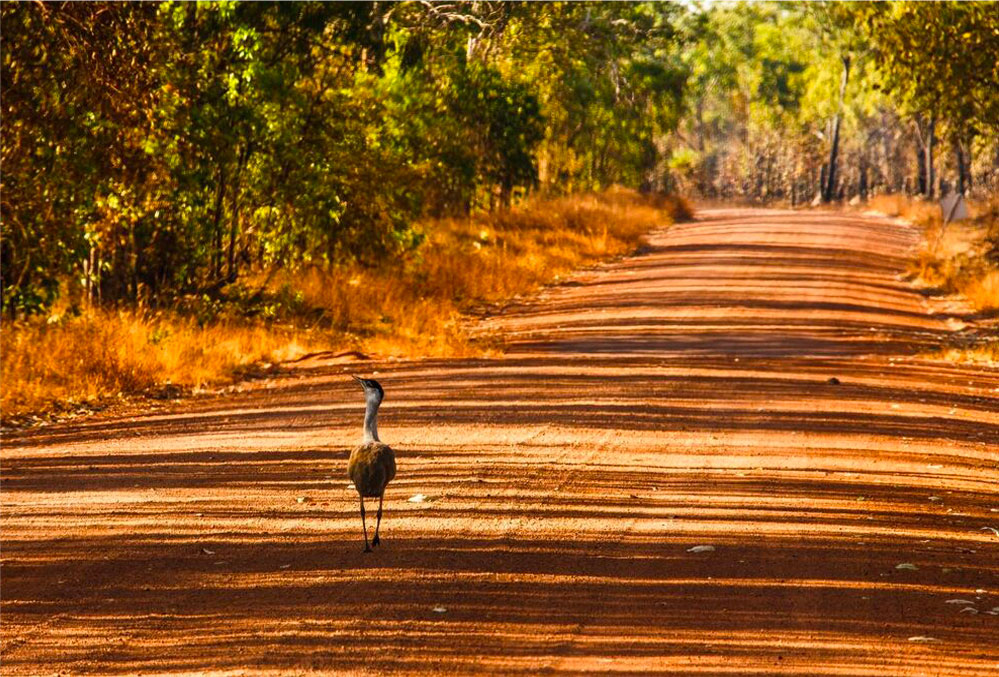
1;189;690;422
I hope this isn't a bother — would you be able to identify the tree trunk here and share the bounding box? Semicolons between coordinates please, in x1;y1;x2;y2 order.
955;138;968;195
790;155;798;206
823;55;851;203
226;145;252;283
130;220;139;304
858;155;868;199
211;164;227;282
915;125;927;196
85;243;98;305
925;115;936;199
226;194;240;284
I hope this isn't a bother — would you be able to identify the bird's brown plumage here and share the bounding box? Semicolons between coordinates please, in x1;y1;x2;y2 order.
349;375;393;552
348;441;396;498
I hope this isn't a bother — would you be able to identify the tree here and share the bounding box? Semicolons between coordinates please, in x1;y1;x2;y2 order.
853;2;999;195
1;1;689;317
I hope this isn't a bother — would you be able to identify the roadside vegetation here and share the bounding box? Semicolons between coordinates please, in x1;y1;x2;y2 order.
911;202;999;318
3;2;997;420
2;3;688;318
671;2;998;363
866;194;999;364
1;3;691;422
1;190;686;422
672;3;998;203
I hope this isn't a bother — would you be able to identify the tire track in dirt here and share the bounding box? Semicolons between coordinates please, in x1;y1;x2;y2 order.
2;208;998;675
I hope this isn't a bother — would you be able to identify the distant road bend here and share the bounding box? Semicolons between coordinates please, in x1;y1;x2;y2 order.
3;208;998;675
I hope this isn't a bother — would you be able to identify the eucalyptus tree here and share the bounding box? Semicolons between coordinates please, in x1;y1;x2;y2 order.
1;1;690;317
853;1;999;196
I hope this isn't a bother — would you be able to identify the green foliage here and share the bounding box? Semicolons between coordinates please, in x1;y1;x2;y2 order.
855;1;999;133
509;2;687;193
12;1;993;318
2;1;686;317
675;1;999;201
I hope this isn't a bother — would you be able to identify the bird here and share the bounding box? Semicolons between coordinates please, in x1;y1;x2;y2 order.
347;375;396;552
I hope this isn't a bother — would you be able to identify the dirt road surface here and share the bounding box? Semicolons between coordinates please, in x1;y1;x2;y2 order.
3;208;998;675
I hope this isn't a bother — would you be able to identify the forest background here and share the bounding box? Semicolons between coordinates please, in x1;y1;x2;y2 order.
2;1;998;420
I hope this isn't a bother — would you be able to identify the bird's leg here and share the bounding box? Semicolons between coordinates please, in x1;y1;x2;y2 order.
372;494;384;547
359;496;371;553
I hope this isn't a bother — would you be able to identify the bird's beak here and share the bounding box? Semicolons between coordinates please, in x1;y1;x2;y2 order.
351;374;363;385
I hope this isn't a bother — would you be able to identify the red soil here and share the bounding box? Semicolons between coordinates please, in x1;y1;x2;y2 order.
2;208;998;675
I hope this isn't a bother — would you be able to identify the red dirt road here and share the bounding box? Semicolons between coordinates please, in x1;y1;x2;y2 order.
3;208;998;675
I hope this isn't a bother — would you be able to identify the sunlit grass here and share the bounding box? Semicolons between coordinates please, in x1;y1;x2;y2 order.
285;188;689;357
869;194;997;311
1;189;689;421
0;312;323;420
869;193;999;364
867;194;942;224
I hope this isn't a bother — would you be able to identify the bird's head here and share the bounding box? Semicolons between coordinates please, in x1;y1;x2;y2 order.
352;375;384;405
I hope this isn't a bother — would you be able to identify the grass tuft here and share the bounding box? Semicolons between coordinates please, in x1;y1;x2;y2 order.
869;193;999;364
0;312;322;421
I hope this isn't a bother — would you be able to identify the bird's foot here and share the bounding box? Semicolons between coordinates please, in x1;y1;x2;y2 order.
363;544;373;553
372;534;381;547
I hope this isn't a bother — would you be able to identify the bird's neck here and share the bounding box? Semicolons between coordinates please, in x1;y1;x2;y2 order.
363;399;380;443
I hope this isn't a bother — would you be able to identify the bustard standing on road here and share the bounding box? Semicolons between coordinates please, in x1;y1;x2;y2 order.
347;376;396;552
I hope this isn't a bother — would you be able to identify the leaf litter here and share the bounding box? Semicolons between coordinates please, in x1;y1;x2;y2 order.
687;545;715;553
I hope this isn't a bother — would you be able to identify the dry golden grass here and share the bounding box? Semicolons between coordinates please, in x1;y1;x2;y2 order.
867;194;942;225
937;335;999;365
962;269;999;312
868;194;997;310
1;189;687;421
0;312;323;421
271;188;686;357
868;193;999;364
